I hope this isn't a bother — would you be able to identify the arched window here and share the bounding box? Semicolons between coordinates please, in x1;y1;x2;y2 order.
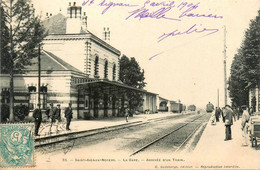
104;60;108;79
112;64;116;81
94;56;99;77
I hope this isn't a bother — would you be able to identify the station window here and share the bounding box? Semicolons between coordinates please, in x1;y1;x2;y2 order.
28;86;47;110
104;60;108;79
94;56;99;77
1;88;10;104
112;64;116;80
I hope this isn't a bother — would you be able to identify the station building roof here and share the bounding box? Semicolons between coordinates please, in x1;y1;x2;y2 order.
24;50;83;74
76;79;158;95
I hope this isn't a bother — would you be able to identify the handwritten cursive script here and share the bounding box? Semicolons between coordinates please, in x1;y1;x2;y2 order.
178;2;223;19
98;0;138;14
158;24;219;42
126;7;181;21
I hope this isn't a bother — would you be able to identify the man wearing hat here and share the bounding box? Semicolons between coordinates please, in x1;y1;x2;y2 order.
64;103;73;130
223;105;233;141
33;103;42;136
49;104;61;133
215;107;220;122
46;103;54;119
54;104;61;122
241;105;250;146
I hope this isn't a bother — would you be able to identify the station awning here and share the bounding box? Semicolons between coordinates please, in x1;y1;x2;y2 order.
76;79;157;95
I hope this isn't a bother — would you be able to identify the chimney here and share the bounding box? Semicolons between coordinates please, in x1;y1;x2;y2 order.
103;27;110;43
66;1;83;34
81;13;88;31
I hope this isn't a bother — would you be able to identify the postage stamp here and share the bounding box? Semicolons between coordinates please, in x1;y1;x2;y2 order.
0;124;34;168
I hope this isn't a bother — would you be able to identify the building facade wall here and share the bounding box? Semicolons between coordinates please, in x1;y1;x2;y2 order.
0;71;81;120
88;40;120;81
43;38;87;73
141;93;157;113
43;35;120;82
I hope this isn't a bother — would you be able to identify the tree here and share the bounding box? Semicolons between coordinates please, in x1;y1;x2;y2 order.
1;0;46;121
119;55;146;89
0;4;9;71
228;9;260;106
228;51;248;106
241;9;260;86
119;55;146;112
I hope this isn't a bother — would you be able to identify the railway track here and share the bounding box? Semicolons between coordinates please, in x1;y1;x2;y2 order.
35;112;196;148
129;114;209;156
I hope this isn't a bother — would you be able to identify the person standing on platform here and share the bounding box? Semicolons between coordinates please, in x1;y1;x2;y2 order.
221;107;225;123
125;107;130;122
45;103;53;119
224;105;233;141
54;104;62;131
33;104;42;136
215;107;219;122
49;104;61;133
241;105;250;146
54;104;61;122
64;103;73;130
218;107;222;121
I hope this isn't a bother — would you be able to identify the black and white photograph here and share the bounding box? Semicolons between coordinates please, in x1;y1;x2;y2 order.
0;0;260;169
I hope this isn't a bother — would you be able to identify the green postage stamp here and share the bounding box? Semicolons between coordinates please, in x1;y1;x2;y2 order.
0;124;34;167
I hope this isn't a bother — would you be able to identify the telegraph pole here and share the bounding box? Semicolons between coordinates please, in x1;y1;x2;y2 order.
38;44;41;109
224;26;227;106
9;0;14;121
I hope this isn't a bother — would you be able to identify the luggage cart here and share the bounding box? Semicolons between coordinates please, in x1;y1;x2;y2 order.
249;114;260;148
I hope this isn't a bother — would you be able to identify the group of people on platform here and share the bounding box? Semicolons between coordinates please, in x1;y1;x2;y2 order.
33;103;131;136
33;103;73;136
211;105;255;146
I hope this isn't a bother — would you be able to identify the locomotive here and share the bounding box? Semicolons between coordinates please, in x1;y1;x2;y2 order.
206;102;214;113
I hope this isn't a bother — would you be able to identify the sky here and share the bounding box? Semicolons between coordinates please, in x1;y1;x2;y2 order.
32;0;260;108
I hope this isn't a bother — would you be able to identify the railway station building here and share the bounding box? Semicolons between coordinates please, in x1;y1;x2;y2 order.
0;2;158;120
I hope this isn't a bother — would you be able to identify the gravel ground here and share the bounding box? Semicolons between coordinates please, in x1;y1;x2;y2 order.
36;113;209;159
131;114;211;157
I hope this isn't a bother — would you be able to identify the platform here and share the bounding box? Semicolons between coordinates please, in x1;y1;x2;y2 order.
188;116;260;169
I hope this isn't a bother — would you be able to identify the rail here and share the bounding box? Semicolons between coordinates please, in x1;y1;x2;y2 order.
129;114;206;156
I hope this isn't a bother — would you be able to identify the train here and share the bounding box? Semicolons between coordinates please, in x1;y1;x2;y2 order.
170;102;184;113
188;105;196;111
206;102;214;112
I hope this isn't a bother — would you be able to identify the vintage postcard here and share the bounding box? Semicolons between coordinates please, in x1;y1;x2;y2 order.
0;0;260;169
